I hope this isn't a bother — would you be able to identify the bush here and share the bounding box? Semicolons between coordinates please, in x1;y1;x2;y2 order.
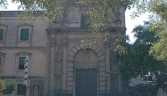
129;84;158;96
2;80;16;95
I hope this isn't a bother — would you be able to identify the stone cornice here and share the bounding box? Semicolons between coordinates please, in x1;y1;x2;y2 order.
15;51;32;56
0;52;6;56
0;23;8;27
17;23;33;28
46;28;70;34
0;11;43;17
0;47;46;50
1;76;45;79
46;27;126;34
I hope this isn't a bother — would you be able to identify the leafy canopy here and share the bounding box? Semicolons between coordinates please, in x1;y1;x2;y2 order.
128;0;167;62
118;23;161;82
0;79;16;95
1;0;135;30
117;23;167;95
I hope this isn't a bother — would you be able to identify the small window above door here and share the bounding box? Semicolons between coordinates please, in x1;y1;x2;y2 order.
81;14;90;29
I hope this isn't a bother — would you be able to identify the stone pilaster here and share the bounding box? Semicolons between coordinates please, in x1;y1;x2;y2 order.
62;31;68;92
99;60;106;93
118;59;122;91
110;38;119;90
47;31;56;95
55;46;63;90
104;42;111;93
67;60;74;93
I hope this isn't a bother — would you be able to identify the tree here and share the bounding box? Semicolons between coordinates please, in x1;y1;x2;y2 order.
0;79;16;95
117;23;167;96
0;0;135;30
131;0;167;63
128;84;158;96
1;0;167;41
4;0;167;58
0;79;5;92
1;0;167;44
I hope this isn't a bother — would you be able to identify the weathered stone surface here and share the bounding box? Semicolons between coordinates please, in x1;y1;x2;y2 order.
67;85;73;91
100;67;105;71
67;77;73;81
67;82;73;86
100;76;106;82
75;45;80;51
67;68;73;72
1;6;126;95
92;45;98;50
95;47;101;53
99;72;106;76
67;62;73;67
67;72;73;76
100;86;106;90
98;51;104;57
68;55;73;60
69;51;75;57
71;47;77;53
100;82;106;86
99;56;105;61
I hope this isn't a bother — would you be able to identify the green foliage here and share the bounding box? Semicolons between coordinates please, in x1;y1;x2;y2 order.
149;21;167;62
0;0;8;9
129;84;158;96
112;37;128;55
1;0;137;31
0;79;5;92
117;23;167;95
127;0;167;63
1;80;16;95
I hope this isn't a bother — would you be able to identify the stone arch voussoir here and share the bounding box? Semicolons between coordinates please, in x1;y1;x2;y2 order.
68;43;105;61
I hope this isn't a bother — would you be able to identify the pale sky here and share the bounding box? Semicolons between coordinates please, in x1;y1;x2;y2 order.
1;0;149;43
125;9;149;42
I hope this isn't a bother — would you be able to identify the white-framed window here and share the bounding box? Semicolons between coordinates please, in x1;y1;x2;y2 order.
17;23;33;43
15;52;31;71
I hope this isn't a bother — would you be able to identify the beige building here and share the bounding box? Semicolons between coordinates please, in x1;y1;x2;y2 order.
0;6;126;96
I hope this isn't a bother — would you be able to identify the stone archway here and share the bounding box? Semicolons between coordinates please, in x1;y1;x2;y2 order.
65;43;106;95
68;43;105;61
74;49;99;69
74;49;98;96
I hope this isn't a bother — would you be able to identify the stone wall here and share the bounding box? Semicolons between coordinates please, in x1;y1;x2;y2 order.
0;5;126;95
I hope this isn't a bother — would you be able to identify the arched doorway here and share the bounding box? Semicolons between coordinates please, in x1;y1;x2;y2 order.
74;49;99;96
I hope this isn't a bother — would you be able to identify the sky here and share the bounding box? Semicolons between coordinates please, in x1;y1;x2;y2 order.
125;9;149;42
1;0;149;43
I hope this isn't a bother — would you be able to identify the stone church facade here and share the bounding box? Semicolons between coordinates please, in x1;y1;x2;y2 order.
0;6;126;96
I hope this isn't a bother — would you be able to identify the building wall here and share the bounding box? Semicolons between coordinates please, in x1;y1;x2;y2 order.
0;6;126;96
